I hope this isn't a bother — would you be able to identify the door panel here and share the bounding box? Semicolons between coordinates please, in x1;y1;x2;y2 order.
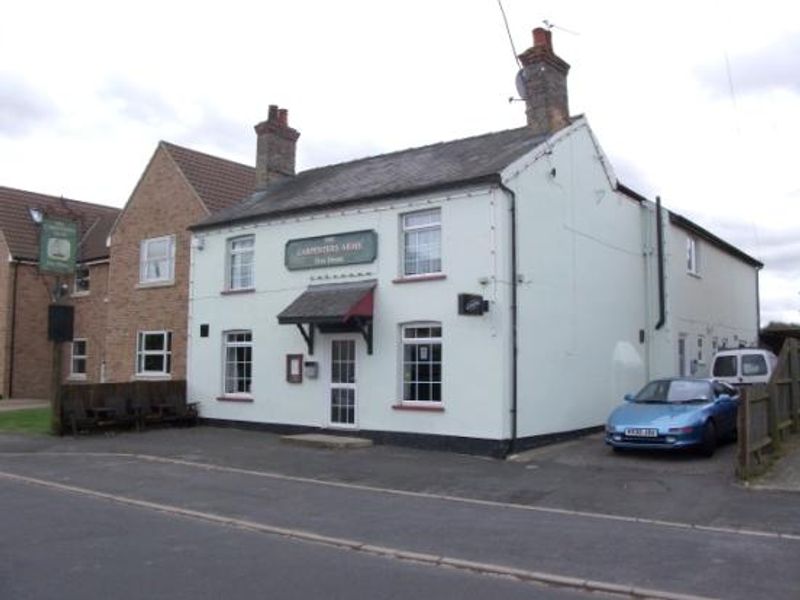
330;340;356;427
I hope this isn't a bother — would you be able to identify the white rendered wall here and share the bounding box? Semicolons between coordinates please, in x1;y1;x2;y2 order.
187;187;513;441
507;122;648;438
653;223;759;378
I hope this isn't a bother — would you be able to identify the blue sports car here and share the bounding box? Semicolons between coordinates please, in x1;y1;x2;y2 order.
605;378;740;456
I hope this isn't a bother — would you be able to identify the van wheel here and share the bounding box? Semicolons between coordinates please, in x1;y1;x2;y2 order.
700;421;717;457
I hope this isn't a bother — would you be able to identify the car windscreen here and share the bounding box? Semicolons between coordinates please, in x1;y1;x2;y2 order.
635;380;711;403
712;355;737;377
742;354;767;376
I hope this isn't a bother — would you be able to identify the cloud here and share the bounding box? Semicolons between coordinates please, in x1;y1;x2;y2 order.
0;73;58;137
696;34;800;96
609;156;659;200
101;79;177;126
184;109;251;159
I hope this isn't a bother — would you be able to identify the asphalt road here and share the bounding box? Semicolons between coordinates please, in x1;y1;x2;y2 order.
1;447;799;599
0;477;592;600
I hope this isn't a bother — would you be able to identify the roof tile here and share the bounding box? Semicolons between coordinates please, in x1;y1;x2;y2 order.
161;142;255;214
0;186;120;262
196;126;547;229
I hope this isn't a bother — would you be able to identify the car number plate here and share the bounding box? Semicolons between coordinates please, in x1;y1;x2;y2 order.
625;428;658;438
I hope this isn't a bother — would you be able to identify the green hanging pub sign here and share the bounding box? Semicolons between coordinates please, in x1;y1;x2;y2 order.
285;230;377;270
38;217;78;275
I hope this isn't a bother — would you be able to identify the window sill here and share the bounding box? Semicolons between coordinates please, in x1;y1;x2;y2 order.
71;292;90;298
134;373;172;380
217;395;254;403
392;273;446;284
687;271;701;279
221;288;255;296
392;403;444;412
136;280;175;290
67;374;87;381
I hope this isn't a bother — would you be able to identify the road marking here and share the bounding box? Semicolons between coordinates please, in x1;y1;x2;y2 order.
0;469;718;600
2;450;800;542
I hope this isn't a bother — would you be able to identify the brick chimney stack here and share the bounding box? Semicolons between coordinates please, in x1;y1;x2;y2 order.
516;27;571;136
254;105;300;189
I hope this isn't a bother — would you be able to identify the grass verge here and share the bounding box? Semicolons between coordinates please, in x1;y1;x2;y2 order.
0;407;52;435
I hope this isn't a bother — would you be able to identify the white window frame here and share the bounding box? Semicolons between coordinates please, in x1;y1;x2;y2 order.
73;264;90;295
70;338;87;379
136;330;172;377
226;235;255;291
401;208;442;277
400;322;442;404
223;330;253;396
139;235;176;284
687;236;699;276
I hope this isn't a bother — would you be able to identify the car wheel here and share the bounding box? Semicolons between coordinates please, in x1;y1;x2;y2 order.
700;421;717;457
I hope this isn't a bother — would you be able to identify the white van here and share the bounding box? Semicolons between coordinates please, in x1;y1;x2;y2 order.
710;348;778;386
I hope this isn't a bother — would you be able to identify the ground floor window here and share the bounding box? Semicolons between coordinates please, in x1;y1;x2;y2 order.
136;331;172;376
70;339;87;378
401;323;442;402
224;331;252;395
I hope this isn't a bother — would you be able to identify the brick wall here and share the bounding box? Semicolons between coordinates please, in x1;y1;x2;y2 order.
64;262;110;384
11;264;57;399
1;259;111;399
0;235;13;398
105;146;208;382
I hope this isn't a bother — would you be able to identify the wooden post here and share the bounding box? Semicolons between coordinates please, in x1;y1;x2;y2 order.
767;378;781;453
50;340;63;435
790;339;800;433
737;387;750;479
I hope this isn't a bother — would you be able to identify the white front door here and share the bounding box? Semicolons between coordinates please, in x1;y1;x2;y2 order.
329;339;356;427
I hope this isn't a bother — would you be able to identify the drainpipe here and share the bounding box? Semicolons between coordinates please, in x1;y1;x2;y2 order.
8;260;19;398
655;196;666;330
498;182;518;457
755;268;761;340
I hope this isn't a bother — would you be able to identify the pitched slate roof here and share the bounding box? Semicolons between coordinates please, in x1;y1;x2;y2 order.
160;142;255;214
195;127;548;230
0;186;120;262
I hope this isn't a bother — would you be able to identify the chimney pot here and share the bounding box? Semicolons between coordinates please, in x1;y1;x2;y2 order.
268;104;279;120
532;27;552;50
278;108;288;126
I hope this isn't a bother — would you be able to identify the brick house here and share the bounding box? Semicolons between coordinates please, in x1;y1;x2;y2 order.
103;142;254;383
0;186;120;399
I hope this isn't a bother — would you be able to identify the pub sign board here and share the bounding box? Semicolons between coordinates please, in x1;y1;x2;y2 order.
285;230;377;270
39;217;78;274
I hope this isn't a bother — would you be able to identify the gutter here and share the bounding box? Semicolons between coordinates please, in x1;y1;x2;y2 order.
655;196;666;330
498;181;518;456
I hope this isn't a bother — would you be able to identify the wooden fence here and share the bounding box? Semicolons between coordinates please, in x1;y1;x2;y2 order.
738;339;800;478
59;380;195;436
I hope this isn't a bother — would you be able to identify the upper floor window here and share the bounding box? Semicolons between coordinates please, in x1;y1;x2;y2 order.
136;331;172;376
74;264;90;294
401;323;442;403
402;209;441;276
227;235;255;291
686;236;699;275
140;235;175;284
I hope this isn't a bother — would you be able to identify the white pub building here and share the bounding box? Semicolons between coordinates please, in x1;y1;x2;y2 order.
187;29;761;456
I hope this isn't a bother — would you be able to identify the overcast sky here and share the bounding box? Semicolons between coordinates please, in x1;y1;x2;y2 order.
1;0;797;324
